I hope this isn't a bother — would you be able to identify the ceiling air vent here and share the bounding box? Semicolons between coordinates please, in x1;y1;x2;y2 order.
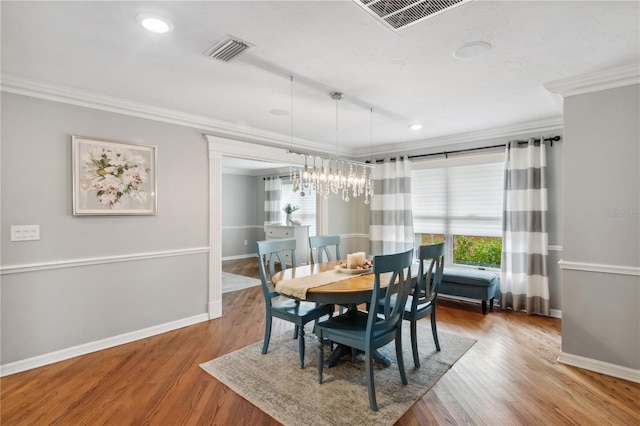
353;0;471;32
206;35;254;62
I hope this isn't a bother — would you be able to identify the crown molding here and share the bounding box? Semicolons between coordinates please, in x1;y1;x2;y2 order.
222;166;288;176
0;73;325;153
354;116;564;161
2;73;563;159
543;64;640;97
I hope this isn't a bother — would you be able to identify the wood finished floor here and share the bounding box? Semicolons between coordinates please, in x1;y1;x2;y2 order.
2;258;640;425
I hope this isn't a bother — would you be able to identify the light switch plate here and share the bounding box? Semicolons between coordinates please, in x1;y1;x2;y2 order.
10;225;40;241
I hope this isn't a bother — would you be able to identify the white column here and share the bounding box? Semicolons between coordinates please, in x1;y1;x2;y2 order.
208;141;223;319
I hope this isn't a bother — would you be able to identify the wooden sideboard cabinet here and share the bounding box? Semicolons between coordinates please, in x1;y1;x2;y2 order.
264;224;310;265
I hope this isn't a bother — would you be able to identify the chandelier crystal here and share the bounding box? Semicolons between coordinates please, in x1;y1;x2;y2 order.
288;152;374;203
288;91;374;203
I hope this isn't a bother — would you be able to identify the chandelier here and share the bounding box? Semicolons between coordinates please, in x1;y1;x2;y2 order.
288;91;374;203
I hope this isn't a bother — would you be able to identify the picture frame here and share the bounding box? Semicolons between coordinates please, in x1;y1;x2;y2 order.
72;135;157;216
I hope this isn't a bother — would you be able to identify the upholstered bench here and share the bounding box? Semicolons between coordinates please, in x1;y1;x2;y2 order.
439;268;499;314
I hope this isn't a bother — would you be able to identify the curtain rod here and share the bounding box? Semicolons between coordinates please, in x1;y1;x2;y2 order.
370;135;561;163
263;175;290;180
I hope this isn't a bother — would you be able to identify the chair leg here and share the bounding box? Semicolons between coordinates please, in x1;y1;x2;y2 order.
262;315;272;354
431;311;441;352
365;350;378;411
396;329;408;386
410;319;420;368
293;325;299;339
317;332;324;384
482;300;487;314
298;325;305;368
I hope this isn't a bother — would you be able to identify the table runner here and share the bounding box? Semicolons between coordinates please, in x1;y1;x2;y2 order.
275;269;370;300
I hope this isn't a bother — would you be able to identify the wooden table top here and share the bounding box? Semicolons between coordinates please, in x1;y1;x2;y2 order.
271;261;378;295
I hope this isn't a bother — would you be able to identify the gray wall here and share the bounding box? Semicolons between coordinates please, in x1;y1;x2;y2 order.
1;93;210;364
561;84;640;370
248;174;369;257
221;173;262;258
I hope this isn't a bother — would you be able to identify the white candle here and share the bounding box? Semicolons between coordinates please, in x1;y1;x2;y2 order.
347;254;356;269
356;252;366;266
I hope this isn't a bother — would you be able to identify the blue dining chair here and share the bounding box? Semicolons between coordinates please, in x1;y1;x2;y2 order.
379;243;445;368
309;234;345;315
256;239;334;368
308;235;341;264
315;248;414;411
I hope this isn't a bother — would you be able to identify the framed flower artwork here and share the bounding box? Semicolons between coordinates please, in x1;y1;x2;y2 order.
72;136;157;215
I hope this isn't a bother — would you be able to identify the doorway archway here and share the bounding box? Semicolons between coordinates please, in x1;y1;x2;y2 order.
205;135;304;318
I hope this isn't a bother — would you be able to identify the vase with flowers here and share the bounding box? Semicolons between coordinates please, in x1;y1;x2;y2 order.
283;203;300;225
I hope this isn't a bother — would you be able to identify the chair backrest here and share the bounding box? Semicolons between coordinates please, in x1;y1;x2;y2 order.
255;239;297;303
368;249;414;335
308;235;341;264
414;243;445;307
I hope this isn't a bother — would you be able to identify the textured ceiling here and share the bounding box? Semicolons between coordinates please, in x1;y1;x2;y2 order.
1;0;639;162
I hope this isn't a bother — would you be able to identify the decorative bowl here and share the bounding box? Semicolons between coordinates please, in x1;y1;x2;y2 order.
335;265;372;274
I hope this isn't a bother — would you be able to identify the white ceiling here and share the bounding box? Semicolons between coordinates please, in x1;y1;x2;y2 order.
1;0;639;170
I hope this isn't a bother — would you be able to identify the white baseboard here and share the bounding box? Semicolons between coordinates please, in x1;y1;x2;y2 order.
0;313;209;377
558;351;640;383
221;253;258;261
209;300;222;319
438;295;562;318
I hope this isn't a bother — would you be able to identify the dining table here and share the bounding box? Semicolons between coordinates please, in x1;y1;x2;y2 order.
271;260;401;368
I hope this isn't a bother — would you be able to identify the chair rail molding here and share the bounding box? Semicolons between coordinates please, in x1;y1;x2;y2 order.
221;225;264;230
558;260;640;277
0;247;210;275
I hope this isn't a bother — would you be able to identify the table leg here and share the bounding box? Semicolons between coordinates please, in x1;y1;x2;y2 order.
322;304;391;368
323;344;351;368
323;344;390;368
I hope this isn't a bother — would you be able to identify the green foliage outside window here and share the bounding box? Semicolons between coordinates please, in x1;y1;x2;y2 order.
453;235;502;268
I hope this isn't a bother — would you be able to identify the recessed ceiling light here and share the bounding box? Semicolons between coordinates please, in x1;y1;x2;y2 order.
409;124;423;131
453;41;492;60
137;14;174;34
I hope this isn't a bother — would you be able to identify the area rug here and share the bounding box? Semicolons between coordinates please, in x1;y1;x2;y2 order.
200;323;476;425
221;272;261;293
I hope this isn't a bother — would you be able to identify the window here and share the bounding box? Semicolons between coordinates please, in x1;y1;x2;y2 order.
411;153;504;269
281;181;316;237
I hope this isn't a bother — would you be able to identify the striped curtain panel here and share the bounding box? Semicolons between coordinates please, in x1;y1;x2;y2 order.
500;139;550;316
369;158;414;256
264;177;282;227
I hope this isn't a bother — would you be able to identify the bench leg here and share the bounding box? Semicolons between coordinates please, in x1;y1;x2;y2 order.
490;297;494;311
482;300;487;315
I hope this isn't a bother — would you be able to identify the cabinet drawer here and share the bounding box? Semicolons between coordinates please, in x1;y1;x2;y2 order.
266;227;293;238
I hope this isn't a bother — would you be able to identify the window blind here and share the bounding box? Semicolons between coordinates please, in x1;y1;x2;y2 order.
412;158;504;237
